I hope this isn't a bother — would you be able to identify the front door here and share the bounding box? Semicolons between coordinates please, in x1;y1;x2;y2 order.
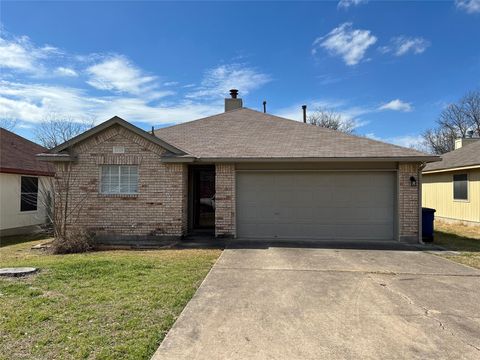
191;166;215;230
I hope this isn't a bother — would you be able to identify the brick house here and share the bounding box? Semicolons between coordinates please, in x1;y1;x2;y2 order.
38;91;439;244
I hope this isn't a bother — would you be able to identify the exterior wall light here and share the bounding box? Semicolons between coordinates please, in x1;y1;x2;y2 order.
410;176;417;187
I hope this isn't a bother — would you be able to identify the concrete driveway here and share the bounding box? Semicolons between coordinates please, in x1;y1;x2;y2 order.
153;242;480;360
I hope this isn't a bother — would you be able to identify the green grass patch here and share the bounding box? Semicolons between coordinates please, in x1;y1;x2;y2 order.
0;239;221;359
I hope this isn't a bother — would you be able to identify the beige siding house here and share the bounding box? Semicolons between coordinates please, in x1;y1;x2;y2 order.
0;129;54;236
38;91;439;245
422;138;480;226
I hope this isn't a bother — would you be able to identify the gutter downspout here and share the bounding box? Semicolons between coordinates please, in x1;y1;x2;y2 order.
418;162;427;244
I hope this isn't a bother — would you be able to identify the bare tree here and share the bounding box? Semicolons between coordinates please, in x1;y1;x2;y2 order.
34;113;94;149
461;90;480;135
35;162;93;253
32;113;95;252
307;107;356;134
437;103;470;138
422;90;480;154
422;127;456;155
0;115;18;131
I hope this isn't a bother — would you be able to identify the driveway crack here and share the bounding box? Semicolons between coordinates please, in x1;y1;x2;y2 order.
369;275;480;353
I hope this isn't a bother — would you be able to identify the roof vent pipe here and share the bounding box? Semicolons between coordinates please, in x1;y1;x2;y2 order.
230;89;238;99
302;105;307;123
151;126;154;135
263;100;267;113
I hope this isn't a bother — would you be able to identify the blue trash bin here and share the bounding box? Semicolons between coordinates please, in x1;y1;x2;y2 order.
422;207;436;242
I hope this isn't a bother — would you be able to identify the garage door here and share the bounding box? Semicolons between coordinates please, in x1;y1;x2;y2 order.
236;171;395;240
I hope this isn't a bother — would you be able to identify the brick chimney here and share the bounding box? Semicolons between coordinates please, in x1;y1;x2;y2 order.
225;89;243;112
454;136;480;150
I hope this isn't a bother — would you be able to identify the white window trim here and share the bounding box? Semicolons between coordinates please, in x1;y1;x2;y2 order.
99;165;139;195
452;173;469;202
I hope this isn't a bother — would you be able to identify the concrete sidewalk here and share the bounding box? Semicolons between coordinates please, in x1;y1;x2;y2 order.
152;243;480;360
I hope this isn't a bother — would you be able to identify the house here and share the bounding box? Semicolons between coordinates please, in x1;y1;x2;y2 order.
422;137;480;226
0;128;54;236
38;90;439;244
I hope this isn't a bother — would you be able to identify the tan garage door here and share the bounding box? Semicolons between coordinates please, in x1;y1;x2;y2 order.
236;171;396;240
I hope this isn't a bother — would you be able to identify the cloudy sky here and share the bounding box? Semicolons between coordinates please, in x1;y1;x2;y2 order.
1;0;479;148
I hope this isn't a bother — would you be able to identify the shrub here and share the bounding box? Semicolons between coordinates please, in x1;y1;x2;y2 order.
52;229;95;254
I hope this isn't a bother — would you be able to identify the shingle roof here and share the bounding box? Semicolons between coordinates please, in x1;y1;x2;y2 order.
0;128;54;176
423;140;480;172
155;108;437;161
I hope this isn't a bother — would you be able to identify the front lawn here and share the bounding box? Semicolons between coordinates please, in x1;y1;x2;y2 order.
0;238;221;360
433;221;480;270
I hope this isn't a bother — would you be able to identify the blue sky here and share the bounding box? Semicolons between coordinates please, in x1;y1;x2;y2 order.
1;0;479;148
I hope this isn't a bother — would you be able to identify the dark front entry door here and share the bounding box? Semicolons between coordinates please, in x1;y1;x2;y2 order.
192;166;215;229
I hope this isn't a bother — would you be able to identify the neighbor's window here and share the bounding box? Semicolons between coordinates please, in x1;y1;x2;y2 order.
101;165;138;194
453;174;468;201
21;176;38;211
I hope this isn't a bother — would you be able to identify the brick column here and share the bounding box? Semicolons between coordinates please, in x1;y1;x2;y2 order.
399;163;420;243
164;163;188;236
215;163;236;238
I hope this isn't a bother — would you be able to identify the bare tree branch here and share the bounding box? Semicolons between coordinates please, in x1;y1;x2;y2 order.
0;115;19;131
34;113;94;149
422;90;480;154
307;107;356;134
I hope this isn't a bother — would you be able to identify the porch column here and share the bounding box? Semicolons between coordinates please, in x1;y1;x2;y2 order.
215;163;236;238
398;162;420;243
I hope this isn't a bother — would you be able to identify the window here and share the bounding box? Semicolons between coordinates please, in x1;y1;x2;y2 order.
453;174;468;201
101;165;138;194
21;176;38;211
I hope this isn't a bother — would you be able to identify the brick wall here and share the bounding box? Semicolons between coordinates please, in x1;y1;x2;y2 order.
54;124;187;238
215;163;236;237
399;162;421;243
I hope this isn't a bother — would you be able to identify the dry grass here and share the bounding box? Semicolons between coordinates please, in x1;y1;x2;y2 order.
0;238;221;360
435;221;480;240
433;221;480;270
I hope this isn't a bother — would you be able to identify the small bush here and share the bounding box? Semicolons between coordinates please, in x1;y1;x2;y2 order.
52;229;95;254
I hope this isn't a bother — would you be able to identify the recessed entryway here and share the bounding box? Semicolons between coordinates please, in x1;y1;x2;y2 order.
188;165;215;234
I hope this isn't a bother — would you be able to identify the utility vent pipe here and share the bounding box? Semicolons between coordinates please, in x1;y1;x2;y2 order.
302;105;307;123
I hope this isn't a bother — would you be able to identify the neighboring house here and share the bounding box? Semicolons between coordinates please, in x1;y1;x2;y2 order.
38;91;439;244
422;138;480;226
0;128;54;236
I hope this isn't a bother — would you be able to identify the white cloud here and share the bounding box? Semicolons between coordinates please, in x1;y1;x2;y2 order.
378;99;413;112
456;0;480;13
0;35;57;74
380;36;430;56
313;23;377;66
187;63;271;99
366;133;424;149
338;0;368;9
0;80;221;126
0;29;272;128
86;55;168;98
55;67;78;77
95;98;220;124
0;80;100;122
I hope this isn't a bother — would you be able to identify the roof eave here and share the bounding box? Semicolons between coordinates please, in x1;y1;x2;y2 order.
160;156;441;163
0;167;55;177
423;164;480;174
36;153;77;162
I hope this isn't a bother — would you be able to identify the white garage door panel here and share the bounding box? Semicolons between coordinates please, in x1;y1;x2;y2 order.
236;172;395;240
